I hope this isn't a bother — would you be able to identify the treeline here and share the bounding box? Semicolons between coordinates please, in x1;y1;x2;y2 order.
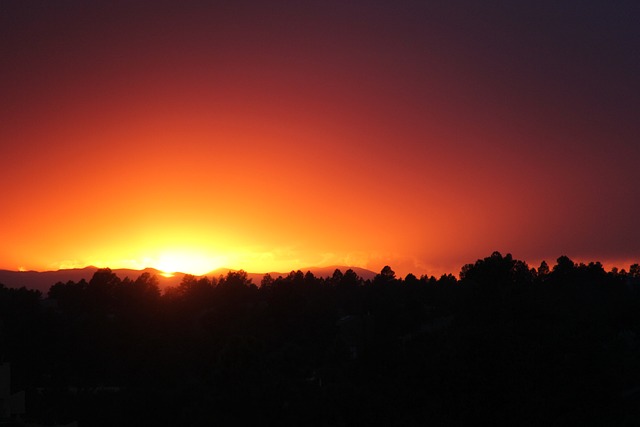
2;252;640;425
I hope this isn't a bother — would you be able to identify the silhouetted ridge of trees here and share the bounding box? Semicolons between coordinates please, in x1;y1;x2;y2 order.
2;253;640;425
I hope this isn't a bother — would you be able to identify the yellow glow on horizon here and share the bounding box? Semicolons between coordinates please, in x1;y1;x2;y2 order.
152;250;227;276
41;229;386;276
50;239;231;276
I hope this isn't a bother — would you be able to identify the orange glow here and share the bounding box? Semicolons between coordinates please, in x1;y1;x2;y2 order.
1;2;638;278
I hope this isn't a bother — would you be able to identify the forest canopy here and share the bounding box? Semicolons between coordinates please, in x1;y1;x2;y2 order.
2;252;640;426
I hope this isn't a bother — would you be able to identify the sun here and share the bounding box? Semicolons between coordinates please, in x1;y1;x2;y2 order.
153;251;226;276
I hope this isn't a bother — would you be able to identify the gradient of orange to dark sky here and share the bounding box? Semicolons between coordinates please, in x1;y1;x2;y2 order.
1;1;639;276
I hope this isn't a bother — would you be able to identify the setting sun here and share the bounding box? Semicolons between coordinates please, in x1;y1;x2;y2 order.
152;251;226;276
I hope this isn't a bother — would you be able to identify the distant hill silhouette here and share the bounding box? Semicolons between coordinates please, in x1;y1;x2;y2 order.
206;266;377;284
0;265;377;293
288;265;377;281
0;267;182;293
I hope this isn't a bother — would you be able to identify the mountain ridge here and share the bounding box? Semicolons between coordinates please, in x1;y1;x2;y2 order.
0;265;379;294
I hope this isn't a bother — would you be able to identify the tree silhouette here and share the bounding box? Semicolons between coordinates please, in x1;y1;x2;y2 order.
330;268;344;286
537;260;550;277
553;255;575;275
3;252;640;425
459;251;532;292
373;265;396;286
629;263;640;279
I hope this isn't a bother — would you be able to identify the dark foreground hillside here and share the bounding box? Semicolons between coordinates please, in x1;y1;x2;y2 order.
2;252;640;426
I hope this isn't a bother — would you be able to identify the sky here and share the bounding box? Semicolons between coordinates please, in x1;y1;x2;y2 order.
1;0;639;277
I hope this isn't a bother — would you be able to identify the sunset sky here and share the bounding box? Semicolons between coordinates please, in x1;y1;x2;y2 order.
1;1;639;277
